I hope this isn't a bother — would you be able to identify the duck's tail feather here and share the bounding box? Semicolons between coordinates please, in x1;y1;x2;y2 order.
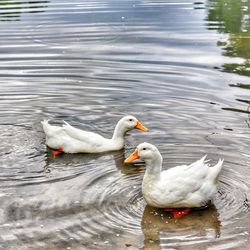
41;119;59;137
187;155;208;170
63;120;70;127
200;154;207;163
209;158;224;180
200;155;211;166
41;119;50;133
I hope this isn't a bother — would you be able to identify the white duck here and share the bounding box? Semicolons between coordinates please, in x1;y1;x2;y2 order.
41;115;148;156
125;142;223;218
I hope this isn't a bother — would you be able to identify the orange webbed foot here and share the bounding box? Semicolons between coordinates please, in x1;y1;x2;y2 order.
164;208;191;219
52;147;64;159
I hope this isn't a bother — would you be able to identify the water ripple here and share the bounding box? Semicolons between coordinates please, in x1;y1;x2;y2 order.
0;0;250;249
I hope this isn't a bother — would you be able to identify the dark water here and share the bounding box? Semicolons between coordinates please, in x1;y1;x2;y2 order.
0;0;250;249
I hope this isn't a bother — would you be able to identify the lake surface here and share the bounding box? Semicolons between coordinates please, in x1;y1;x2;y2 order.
0;0;250;249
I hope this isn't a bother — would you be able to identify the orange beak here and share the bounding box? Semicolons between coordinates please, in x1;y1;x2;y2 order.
124;149;139;163
135;121;148;132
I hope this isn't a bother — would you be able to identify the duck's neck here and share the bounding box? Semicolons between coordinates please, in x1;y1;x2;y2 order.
144;152;163;180
111;120;126;143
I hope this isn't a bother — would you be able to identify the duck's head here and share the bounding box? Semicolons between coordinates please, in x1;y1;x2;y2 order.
124;142;160;163
118;115;148;132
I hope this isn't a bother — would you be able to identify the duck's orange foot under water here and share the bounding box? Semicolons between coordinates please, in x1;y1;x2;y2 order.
164;208;191;219
52;147;64;159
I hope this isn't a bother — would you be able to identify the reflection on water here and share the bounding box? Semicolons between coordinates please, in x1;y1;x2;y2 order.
0;0;250;249
141;205;220;250
207;0;250;121
0;0;49;21
222;83;250;116
207;0;250;77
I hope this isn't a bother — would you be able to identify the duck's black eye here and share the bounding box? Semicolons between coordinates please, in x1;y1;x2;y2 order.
129;119;133;122
143;148;146;150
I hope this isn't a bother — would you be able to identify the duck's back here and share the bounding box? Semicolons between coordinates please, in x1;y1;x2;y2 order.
62;122;105;143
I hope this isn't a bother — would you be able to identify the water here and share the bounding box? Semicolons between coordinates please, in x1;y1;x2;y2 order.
0;0;250;249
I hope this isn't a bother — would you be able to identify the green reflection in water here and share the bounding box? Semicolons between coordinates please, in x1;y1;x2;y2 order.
206;0;250;77
0;0;49;21
207;0;250;118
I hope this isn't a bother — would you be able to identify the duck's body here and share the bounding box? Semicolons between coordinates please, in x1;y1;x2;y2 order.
141;155;223;208
41;116;148;154
125;143;223;210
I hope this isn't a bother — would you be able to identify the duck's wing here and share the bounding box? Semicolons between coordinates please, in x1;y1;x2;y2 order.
62;121;106;145
162;155;222;184
159;156;223;205
159;169;205;205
